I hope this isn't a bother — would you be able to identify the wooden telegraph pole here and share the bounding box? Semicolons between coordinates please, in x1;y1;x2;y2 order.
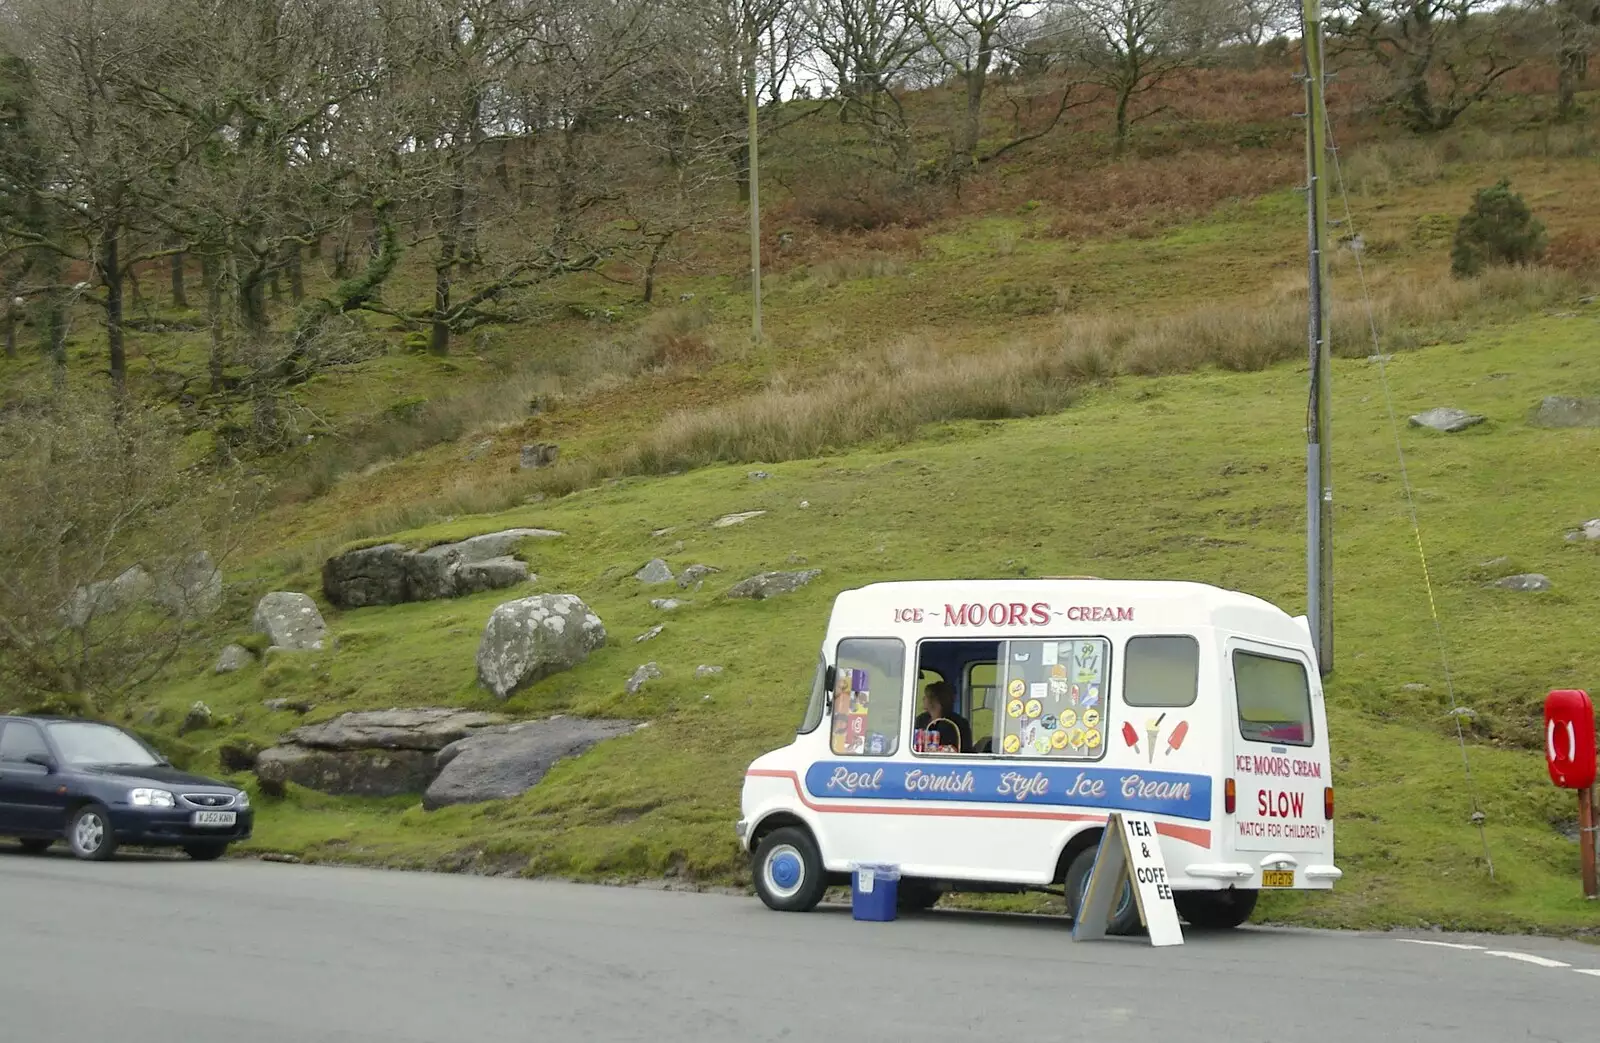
747;35;763;345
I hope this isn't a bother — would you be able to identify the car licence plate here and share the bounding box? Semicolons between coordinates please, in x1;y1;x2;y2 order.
191;811;236;827
1261;869;1294;888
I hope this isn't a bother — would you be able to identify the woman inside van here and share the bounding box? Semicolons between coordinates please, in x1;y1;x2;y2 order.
916;680;973;753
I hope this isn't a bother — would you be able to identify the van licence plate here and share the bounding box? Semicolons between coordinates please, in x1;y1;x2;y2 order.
191;811;236;827
1261;870;1294;888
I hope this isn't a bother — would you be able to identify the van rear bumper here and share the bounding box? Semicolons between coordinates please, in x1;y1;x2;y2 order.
1183;859;1342;887
1185;862;1255;881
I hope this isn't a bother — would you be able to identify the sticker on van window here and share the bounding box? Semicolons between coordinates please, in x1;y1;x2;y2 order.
832;668;876;755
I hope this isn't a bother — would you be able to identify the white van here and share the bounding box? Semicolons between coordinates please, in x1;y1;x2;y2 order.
736;578;1340;931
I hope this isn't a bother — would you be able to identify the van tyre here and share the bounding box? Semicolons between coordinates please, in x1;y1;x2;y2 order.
1175;888;1258;929
752;827;827;912
1064;845;1141;936
67;803;118;862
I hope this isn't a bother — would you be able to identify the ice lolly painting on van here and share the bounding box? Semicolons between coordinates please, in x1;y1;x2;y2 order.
736;578;1340;934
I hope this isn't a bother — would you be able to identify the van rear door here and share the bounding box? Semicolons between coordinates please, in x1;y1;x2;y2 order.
1225;640;1331;881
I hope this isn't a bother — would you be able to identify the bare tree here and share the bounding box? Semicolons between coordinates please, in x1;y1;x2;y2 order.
0;0;185;395
136;0;392;445
1538;0;1599;119
380;0;538;355
0;46;45;364
1327;0;1526;133
805;0;927;173
1227;0;1299;46
616;14;768;303
674;0;813;203
0;384;256;715
912;0;1088;174
1050;0;1212;153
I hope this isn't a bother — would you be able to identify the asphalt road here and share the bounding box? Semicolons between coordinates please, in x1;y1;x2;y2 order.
2;845;1595;1043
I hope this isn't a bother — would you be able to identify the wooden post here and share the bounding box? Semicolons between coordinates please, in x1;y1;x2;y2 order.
1581;785;1597;900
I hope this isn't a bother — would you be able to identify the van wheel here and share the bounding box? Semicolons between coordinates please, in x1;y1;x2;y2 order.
752;827;826;912
1175;888;1259;929
1064;846;1140;935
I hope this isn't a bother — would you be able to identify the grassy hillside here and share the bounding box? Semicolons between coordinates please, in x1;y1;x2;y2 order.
6;57;1600;933
137;293;1600;933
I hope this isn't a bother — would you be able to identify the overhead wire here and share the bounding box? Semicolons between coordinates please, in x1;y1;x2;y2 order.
1316;96;1496;879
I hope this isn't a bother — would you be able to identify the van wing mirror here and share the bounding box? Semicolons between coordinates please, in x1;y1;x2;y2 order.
23;752;56;772
823;665;837;711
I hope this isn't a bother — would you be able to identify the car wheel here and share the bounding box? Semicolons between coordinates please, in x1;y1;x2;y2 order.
1174;888;1259;929
751;826;827;913
183;843;229;862
18;838;52;854
67;804;118;862
1064;845;1141;935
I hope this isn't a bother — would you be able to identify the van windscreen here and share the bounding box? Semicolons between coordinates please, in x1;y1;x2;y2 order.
831;638;906;757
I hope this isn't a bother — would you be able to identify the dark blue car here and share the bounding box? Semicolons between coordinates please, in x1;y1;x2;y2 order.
0;714;253;861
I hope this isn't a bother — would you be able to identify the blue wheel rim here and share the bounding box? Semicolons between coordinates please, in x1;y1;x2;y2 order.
1077;867;1132;920
771;852;802;889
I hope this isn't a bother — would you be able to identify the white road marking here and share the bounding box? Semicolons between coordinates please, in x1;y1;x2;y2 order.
1394;939;1486;950
1572;969;1600;978
1483;951;1571;969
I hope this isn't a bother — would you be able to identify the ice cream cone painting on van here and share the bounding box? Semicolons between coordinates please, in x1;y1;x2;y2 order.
738;578;1340;930
1146;713;1167;763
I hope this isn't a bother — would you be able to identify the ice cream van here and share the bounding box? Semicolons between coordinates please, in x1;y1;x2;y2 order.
735;578;1340;932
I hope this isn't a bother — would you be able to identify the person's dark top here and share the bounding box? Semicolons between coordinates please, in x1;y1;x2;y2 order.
915;709;972;752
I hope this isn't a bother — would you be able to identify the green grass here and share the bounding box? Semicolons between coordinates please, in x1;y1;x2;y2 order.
130;297;1600;933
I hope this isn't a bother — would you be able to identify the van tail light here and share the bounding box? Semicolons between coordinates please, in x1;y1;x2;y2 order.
1224;777;1236;814
1324;786;1335;820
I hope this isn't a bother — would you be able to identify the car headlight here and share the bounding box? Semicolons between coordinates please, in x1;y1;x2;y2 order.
235;790;250;809
129;788;174;808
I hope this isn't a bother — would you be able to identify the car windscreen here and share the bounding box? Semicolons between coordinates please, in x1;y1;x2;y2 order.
46;722;164;767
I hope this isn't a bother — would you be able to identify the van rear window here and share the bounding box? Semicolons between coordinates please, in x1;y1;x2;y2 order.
1233;650;1314;747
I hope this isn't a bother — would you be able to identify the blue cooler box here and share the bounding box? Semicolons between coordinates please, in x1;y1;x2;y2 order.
850;863;900;922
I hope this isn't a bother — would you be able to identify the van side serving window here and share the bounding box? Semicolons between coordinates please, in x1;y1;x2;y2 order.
797;655;827;735
1123;635;1199;708
831;638;906;757
996;638;1111;761
1233;649;1314;747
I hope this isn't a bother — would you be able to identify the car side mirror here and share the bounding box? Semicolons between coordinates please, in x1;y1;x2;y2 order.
23;752;56;772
